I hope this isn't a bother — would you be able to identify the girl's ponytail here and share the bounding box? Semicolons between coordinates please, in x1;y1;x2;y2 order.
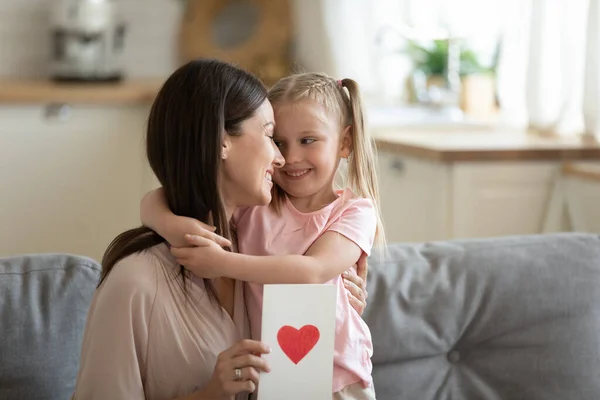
340;78;385;247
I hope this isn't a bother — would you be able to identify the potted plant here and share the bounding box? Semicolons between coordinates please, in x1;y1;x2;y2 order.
407;39;498;116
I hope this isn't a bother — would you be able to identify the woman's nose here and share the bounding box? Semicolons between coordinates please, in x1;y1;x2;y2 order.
272;142;285;168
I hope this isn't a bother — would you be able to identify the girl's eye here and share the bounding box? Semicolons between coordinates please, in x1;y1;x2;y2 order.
301;138;316;145
273;140;283;148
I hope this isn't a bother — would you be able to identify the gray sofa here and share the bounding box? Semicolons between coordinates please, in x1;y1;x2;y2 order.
364;233;600;400
0;253;100;400
1;233;599;399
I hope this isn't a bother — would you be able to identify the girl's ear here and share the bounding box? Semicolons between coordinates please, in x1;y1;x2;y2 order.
340;126;352;158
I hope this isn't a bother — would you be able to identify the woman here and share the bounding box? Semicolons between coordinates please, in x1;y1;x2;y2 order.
72;59;367;400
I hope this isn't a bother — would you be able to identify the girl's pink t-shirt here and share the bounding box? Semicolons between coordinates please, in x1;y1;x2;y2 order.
234;188;376;392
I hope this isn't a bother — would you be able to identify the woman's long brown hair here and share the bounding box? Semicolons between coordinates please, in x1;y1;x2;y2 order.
99;59;268;300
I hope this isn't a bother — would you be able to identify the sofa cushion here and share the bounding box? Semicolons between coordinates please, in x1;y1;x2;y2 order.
364;233;600;400
0;253;100;400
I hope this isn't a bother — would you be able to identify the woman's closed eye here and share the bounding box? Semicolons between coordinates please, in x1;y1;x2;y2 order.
264;128;277;142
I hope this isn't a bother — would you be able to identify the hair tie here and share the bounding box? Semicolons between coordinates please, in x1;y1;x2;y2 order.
337;79;343;87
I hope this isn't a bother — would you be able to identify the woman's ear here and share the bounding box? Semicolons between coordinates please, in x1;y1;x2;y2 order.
340;126;352;158
221;135;231;160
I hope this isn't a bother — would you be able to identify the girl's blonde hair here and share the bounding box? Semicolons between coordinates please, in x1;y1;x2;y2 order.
268;72;385;247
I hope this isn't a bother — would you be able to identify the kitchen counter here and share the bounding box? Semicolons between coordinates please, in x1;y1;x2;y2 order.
374;128;600;162
374;126;600;244
0;79;162;105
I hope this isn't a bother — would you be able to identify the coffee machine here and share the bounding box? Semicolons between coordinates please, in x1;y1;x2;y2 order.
50;0;126;82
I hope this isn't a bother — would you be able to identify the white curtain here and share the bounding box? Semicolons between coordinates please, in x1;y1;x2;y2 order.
291;0;411;103
291;0;379;93
519;0;590;135
292;0;599;137
584;0;600;137
291;0;504;104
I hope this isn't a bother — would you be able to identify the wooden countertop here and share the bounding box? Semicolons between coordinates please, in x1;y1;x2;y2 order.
0;79;162;105
374;128;600;162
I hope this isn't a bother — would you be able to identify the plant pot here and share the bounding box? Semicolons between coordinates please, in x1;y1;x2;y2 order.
422;74;496;117
460;74;497;117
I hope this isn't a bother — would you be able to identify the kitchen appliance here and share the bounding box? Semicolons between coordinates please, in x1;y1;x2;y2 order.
50;0;126;82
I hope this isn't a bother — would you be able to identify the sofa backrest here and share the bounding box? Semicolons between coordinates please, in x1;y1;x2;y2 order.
4;233;600;400
0;254;100;400
364;233;600;400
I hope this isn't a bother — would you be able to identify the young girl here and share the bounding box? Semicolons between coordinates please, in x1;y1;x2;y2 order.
142;73;384;399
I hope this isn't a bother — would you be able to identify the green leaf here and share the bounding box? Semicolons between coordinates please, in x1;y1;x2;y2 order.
407;39;495;76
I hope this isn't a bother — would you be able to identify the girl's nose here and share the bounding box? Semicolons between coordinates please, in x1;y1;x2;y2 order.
280;145;302;165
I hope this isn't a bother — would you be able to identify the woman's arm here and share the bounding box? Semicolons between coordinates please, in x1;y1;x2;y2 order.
173;231;363;284
73;258;270;399
72;262;156;398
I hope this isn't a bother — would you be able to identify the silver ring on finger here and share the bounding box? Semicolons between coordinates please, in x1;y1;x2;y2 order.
234;367;243;381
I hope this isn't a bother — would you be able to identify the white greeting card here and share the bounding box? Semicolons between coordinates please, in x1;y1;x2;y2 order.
258;284;337;400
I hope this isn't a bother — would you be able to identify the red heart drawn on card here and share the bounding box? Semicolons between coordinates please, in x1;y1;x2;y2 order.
276;325;320;364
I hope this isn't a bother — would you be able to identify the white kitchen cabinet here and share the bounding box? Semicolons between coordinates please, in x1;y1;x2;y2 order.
543;162;600;234
566;175;600;233
0;105;154;262
377;150;577;243
451;162;557;239
377;151;451;242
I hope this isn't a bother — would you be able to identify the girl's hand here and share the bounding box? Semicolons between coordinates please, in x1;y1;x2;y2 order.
165;216;231;249
199;339;271;398
171;234;228;278
343;253;369;316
